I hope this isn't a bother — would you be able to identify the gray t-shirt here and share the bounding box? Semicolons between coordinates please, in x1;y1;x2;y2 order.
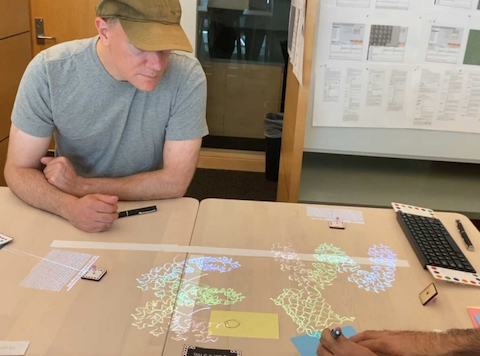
12;36;208;178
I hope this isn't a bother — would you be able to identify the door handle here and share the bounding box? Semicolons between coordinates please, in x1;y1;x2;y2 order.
37;35;56;40
35;18;56;45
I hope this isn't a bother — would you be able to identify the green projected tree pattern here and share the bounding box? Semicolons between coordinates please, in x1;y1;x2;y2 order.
271;243;397;337
271;244;355;336
131;257;244;339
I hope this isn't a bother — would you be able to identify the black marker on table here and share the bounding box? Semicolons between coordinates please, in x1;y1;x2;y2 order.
456;219;474;251
118;205;157;219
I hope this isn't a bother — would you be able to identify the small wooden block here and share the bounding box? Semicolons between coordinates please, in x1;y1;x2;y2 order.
81;267;107;282
0;233;14;248
329;221;346;229
419;283;438;306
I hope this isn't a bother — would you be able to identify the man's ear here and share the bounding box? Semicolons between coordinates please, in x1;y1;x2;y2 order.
95;17;110;46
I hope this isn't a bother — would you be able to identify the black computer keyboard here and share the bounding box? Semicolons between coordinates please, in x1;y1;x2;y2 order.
397;212;476;273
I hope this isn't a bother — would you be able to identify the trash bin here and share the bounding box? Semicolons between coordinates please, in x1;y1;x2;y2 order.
264;113;284;181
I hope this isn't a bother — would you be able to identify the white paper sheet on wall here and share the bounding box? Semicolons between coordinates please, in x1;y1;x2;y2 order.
314;63;414;129
312;2;480;134
292;3;306;85
426;26;464;64
368;25;408;63
376;0;410;10
330;23;366;61
435;0;473;10
387;69;408;112
288;0;306;85
287;0;298;57
337;0;371;8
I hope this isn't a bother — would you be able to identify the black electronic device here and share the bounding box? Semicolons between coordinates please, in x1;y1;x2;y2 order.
397;211;476;273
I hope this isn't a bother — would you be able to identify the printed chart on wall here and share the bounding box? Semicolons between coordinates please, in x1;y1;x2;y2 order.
313;0;480;134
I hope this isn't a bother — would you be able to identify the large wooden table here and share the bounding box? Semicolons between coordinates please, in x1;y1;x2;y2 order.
2;193;480;356
0;188;199;356
163;199;480;355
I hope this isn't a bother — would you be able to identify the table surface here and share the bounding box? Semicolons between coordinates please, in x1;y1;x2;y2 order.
0;188;199;356
163;199;480;356
2;191;480;356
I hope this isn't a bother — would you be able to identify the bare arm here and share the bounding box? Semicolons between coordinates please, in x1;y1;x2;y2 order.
5;124;118;232
5;124;75;215
43;139;201;200
351;330;480;356
441;330;480;356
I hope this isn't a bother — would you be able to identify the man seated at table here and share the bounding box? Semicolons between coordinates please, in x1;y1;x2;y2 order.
4;0;208;233
317;327;480;355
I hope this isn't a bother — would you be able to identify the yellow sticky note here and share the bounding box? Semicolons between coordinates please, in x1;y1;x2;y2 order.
209;310;279;339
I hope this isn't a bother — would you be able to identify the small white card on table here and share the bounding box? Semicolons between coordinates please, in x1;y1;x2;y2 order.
307;207;364;224
0;341;30;356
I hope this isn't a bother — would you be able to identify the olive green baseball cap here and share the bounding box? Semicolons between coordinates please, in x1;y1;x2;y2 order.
96;0;193;53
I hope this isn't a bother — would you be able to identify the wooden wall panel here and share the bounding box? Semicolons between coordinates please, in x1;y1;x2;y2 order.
30;0;100;56
0;0;30;39
0;138;9;186
0;32;32;140
276;0;319;202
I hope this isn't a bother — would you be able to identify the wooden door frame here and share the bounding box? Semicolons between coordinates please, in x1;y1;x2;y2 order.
277;0;319;203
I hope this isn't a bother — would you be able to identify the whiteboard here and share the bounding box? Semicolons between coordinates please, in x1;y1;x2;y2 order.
304;1;480;164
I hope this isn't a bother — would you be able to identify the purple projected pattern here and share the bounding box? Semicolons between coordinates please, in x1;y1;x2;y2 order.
347;244;397;293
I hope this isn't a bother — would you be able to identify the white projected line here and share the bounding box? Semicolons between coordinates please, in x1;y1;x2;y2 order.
2;248;99;292
50;240;410;268
4;247;83;271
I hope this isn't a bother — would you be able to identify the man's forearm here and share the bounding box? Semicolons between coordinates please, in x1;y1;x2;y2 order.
402;330;480;356
5;166;77;219
440;329;480;356
78;169;191;201
41;139;201;201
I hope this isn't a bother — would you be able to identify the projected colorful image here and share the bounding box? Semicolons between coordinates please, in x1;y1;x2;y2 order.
131;256;244;340
271;244;354;337
347;244;397;293
271;243;398;337
314;243;398;293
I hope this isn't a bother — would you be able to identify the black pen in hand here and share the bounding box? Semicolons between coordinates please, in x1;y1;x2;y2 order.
118;206;157;219
456;219;474;251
